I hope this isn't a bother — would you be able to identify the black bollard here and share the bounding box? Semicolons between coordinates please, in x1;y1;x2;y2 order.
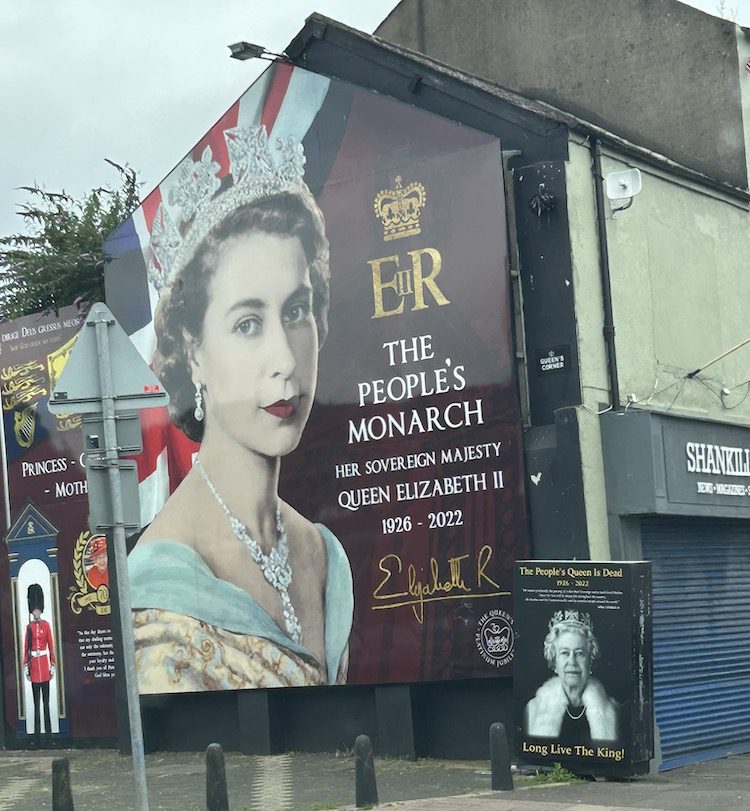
206;743;229;811
489;722;513;791
354;734;378;807
52;757;75;811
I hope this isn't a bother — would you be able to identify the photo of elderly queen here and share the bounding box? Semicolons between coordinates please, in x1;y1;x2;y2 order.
524;609;619;744
128;125;353;693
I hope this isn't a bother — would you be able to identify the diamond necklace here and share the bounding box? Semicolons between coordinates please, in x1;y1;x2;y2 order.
194;456;302;644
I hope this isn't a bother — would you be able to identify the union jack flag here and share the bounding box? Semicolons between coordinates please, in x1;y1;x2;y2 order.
104;63;333;527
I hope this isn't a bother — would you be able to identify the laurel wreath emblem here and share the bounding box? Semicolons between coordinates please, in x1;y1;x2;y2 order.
69;530;111;616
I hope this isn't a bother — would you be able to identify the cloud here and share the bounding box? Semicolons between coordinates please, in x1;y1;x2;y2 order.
0;0;396;237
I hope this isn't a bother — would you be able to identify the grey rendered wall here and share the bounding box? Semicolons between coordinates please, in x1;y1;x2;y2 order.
377;0;747;188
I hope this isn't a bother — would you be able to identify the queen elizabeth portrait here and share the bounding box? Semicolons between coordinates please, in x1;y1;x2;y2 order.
524;609;619;743
127;125;353;693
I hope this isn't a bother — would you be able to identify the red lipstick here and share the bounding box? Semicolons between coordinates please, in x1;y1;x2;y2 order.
263;399;298;419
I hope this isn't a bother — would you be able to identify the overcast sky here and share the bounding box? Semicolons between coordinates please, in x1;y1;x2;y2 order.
1;0;748;239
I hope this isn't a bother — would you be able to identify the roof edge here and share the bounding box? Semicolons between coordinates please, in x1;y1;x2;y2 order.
287;14;750;202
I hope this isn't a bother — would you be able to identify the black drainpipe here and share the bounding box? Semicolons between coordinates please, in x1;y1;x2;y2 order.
592;136;620;411
416;0;426;53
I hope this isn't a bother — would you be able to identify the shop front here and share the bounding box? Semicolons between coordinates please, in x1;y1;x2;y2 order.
601;410;750;769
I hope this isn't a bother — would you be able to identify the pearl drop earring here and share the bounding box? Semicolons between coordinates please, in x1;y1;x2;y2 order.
193;382;204;422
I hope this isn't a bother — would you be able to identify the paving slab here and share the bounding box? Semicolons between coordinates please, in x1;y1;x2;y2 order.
0;747;747;811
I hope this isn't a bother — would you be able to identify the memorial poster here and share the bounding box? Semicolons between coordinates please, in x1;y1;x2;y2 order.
514;560;653;775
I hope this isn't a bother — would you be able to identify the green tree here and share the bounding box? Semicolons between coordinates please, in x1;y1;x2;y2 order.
0;160;140;319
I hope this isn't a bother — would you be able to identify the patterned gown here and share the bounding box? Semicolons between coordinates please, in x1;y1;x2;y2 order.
128;524;353;693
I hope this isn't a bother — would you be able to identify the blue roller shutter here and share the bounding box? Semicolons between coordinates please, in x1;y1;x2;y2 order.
641;516;750;770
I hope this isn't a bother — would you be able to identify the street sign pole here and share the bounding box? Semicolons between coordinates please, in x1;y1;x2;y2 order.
92;310;149;811
49;302;169;811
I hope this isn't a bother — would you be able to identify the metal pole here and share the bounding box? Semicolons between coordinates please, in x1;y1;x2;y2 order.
687;335;750;378
0;375;9;748
0;378;12;530
92;313;149;811
592;136;621;411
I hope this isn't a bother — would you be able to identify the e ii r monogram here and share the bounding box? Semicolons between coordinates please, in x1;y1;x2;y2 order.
370;176;450;319
369;249;449;318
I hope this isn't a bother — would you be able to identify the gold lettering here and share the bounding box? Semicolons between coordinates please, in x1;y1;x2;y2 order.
596;746;625;762
370;247;450;318
370;255;405;319
372;548;504;623
522;741;548;756
449;554;470;589
477;544;500;590
408;248;449;311
373;554;409;601
406;557;471;622
395;268;413;296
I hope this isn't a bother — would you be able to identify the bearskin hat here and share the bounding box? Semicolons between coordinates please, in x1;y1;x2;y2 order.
27;583;44;614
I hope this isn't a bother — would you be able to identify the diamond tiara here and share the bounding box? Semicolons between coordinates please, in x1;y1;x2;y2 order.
549;609;594;633
147;125;307;291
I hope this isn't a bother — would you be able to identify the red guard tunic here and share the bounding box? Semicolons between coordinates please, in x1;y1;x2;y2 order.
87;565;109;589
23;619;55;683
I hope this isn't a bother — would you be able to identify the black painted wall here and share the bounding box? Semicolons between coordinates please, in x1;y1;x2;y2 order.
524;409;592;561
140;679;513;760
514;161;581;425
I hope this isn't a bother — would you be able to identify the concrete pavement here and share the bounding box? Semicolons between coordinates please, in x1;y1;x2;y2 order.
0;746;747;810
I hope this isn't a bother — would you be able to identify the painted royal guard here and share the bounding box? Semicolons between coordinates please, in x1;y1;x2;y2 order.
23;583;56;747
86;536;109;589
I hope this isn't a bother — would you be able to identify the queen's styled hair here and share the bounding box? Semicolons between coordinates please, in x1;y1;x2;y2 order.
144;124;331;442
152;189;330;443
543;609;600;670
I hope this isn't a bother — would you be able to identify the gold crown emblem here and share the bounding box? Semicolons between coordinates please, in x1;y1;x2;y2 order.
373;175;427;241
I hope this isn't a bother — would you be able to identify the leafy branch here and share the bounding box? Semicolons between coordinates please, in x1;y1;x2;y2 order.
0;160;140;319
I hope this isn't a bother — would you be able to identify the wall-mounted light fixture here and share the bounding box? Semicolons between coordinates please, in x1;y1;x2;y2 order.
604;168;642;216
228;42;286;61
